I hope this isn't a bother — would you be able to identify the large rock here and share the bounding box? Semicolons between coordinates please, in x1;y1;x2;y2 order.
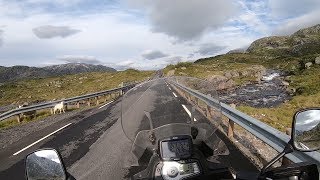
239;65;266;77
224;71;240;78
305;62;313;69
206;75;235;90
167;70;175;76
281;81;290;86
315;56;320;64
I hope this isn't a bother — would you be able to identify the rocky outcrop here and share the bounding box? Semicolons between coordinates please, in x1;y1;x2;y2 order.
247;24;320;56
206;75;235;90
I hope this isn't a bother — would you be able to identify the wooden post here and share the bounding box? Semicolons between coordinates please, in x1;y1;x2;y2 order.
282;128;292;166
95;97;99;105
187;94;191;101
206;105;212;119
16;114;21;123
65;103;68;111
228;104;236;139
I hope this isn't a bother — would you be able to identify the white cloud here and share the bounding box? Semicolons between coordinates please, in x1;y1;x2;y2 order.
196;43;227;56
26;0;84;7
268;0;320;35
164;56;183;64
129;0;238;41
141;50;168;60
0;28;3;47
274;11;320;35
108;60;135;70
33;25;81;39
57;55;102;64
269;0;320;18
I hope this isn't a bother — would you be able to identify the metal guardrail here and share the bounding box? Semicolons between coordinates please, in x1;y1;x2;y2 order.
171;80;320;166
0;84;135;122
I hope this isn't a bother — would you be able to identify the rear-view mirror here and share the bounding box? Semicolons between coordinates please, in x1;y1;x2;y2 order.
292;109;320;152
26;149;67;180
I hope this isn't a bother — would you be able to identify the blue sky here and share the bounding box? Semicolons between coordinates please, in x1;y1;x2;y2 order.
0;0;320;70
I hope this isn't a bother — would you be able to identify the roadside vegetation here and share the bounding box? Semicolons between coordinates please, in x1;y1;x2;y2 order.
0;69;153;106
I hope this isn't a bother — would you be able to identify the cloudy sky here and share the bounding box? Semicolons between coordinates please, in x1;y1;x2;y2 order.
0;0;320;70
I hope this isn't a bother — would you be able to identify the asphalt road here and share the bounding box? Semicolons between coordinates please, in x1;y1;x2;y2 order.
0;79;258;179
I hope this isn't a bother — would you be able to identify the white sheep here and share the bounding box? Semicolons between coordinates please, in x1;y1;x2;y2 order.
53;101;65;114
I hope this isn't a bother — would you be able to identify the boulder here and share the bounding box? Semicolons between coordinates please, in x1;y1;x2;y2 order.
305;62;313;69
281;81;290;86
179;72;187;76
167;70;175;76
224;71;240;78
287;87;296;95
181;67;187;70
224;71;233;79
206;75;235;90
206;75;228;83
231;71;240;77
315;56;320;64
240;70;249;77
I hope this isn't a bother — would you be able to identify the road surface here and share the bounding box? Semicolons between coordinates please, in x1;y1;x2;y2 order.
0;79;258;179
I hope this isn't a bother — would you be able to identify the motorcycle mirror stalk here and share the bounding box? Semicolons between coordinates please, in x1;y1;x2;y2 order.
260;108;320;178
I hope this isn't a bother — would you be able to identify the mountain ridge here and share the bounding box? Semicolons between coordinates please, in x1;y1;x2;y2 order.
0;63;116;83
247;24;320;56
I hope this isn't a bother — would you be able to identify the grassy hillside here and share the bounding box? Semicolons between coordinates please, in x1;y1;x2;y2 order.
163;25;320;132
0;69;154;106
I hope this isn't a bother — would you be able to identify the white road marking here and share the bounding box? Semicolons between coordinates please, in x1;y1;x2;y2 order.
172;92;178;97
168;87;172;90
181;105;197;121
13;123;73;156
98;101;114;109
299;142;310;150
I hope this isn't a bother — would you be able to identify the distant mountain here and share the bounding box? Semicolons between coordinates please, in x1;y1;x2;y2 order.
247;24;320;56
0;63;116;83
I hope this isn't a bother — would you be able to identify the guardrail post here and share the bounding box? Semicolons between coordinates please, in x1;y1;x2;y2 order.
206;94;212;119
76;102;80;108
228;104;236;139
16;114;21;123
282;128;292;166
95;97;99;105
87;99;91;107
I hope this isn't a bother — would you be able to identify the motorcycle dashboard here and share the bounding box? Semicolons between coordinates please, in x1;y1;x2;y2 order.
160;135;192;161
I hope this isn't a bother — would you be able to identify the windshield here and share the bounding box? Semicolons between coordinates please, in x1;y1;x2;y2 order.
121;77;228;166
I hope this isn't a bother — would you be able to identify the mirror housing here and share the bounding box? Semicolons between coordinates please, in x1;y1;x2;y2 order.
292;108;320;152
25;149;67;180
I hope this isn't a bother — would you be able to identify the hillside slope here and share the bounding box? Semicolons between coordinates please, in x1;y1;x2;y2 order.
0;63;116;83
0;69;153;106
247;24;320;57
164;24;320;131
